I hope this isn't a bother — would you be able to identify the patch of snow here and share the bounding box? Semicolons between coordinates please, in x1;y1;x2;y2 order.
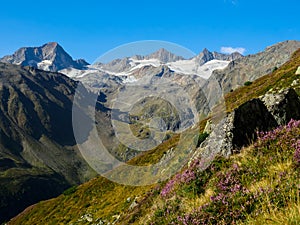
121;75;138;83
62;57;230;81
60;67;91;78
168;59;229;79
37;60;53;71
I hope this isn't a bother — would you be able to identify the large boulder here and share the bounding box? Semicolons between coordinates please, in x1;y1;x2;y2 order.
193;88;300;164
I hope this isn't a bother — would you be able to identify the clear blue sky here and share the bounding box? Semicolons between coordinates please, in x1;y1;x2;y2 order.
0;0;299;63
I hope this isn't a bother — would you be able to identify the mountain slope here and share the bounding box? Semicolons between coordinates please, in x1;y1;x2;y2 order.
212;40;300;93
0;42;89;72
8;48;300;225
0;63;96;223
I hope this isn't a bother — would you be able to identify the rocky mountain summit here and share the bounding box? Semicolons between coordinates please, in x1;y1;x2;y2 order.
0;42;89;72
143;48;185;62
93;47;241;77
194;48;243;66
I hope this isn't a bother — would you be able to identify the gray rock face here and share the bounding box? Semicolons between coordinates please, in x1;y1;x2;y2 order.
193;88;300;163
0;42;89;72
260;88;300;125
95;57;133;73
213;51;244;61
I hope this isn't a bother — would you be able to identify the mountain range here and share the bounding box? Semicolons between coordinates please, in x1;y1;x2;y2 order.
6;46;300;225
0;40;300;224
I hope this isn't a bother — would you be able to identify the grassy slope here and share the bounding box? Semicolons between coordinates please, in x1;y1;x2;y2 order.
145;119;300;225
9;49;300;225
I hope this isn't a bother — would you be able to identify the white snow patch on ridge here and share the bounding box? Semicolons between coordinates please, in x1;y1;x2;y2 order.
168;59;230;79
60;57;230;81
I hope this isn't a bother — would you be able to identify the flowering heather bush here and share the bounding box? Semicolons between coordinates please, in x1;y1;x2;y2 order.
215;163;242;194
160;169;196;197
256;119;300;166
160;156;219;198
293;140;300;166
256;119;300;144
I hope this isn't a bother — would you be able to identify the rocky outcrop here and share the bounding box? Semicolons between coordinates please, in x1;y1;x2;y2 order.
193;88;300;163
260;88;300;125
231;99;278;150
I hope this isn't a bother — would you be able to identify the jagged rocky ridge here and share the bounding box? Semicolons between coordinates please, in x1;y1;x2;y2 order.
195;48;243;66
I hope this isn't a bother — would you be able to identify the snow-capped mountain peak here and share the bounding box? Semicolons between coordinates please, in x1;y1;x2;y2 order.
0;42;89;72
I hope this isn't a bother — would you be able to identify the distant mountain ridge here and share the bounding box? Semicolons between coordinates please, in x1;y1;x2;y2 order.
0;42;243;81
0;42;89;72
91;47;242;79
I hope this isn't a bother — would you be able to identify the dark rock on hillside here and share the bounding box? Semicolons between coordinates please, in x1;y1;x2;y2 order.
193;88;300;162
231;99;278;150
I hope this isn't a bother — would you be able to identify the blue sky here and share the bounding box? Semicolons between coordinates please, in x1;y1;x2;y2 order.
0;0;299;62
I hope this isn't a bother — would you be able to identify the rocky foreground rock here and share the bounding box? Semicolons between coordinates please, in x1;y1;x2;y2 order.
193;87;300;165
